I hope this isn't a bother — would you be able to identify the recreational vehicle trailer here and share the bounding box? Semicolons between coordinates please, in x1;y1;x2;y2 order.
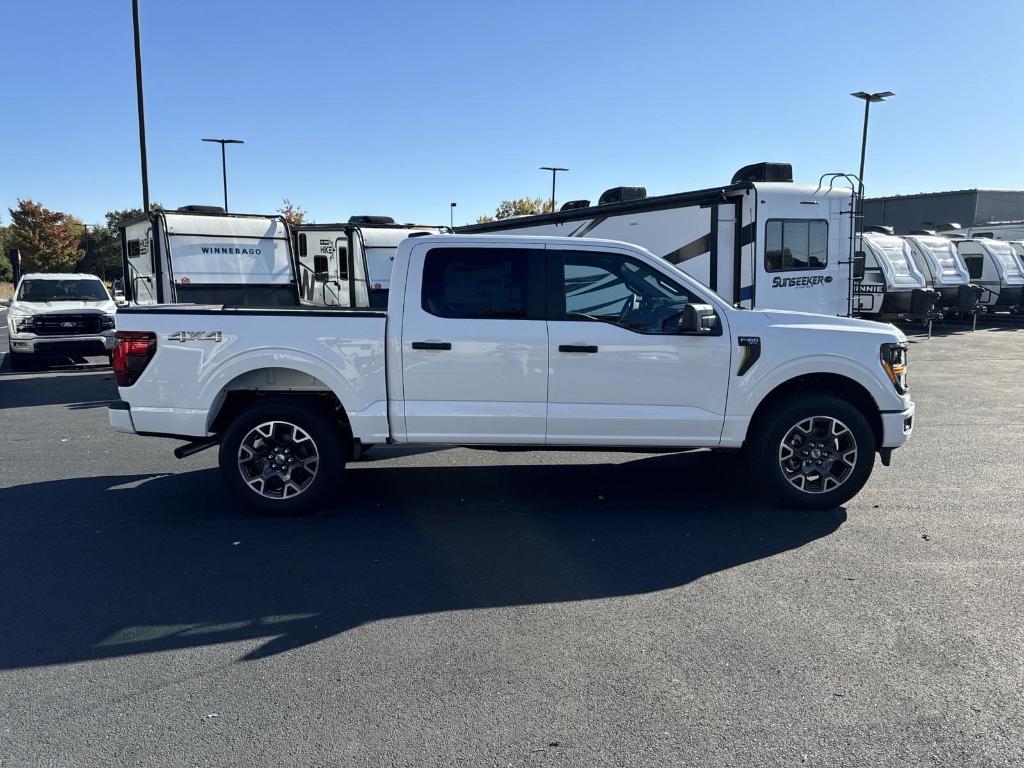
120;207;300;306
854;228;938;323
457;163;859;316
953;237;1024;312
294;218;449;308
961;222;1024;241
903;232;983;317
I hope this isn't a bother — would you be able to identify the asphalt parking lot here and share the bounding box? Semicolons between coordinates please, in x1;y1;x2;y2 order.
1;312;1022;767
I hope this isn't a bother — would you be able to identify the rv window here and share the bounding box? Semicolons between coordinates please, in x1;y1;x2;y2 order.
558;251;695;334
128;240;141;258
421;247;539;320
964;255;984;280
298;233;307;257
313;255;329;278
337;244;349;280
765;219;828;272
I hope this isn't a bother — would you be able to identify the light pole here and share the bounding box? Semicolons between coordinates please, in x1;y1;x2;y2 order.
131;0;150;212
540;166;568;213
202;138;244;212
450;202;457;228
850;91;893;210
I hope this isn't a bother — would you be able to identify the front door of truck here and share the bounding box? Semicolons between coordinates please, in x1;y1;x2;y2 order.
546;246;731;445
399;243;548;443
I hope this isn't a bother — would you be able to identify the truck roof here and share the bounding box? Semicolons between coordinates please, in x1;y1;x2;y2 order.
18;272;104;281
397;233;655;251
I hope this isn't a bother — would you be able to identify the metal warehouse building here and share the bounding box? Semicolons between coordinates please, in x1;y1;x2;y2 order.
863;189;1024;234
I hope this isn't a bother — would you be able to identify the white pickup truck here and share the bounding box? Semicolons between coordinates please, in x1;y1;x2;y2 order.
108;235;914;511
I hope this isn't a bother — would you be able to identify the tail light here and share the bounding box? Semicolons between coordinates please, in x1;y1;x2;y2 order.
112;331;157;387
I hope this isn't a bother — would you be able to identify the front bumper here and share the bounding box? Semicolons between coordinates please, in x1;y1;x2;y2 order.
9;333;114;355
880;400;915;449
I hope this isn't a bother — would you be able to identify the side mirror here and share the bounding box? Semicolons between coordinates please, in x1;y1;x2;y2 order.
680;303;717;335
853;251;866;280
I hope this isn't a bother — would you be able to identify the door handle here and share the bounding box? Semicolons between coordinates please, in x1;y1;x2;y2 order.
411;341;452;350
558;344;598;353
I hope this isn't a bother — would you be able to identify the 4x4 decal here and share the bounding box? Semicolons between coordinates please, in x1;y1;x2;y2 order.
167;331;223;343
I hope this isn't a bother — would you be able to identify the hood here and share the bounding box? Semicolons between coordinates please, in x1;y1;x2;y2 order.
756;309;906;340
10;299;117;316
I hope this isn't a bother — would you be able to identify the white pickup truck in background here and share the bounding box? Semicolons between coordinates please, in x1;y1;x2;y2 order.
108;235;915;512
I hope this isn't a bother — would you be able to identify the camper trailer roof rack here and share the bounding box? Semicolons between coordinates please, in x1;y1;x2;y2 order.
731;162;794;184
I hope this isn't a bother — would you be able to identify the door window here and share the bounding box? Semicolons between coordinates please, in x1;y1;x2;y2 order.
421;247;541;319
557;251;696;334
765;219;828;271
964;254;984;280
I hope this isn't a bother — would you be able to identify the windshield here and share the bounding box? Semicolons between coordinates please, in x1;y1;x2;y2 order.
17;279;109;302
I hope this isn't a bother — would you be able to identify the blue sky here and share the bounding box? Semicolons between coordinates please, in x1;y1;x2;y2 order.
3;0;1022;227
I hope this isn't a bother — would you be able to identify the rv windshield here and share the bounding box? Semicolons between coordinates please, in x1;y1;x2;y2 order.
17;279;109;302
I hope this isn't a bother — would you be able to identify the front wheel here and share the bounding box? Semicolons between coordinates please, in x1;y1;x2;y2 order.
218;399;345;514
749;394;876;510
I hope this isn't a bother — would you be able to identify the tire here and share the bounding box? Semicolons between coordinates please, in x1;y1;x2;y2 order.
217;398;345;514
748;393;876;510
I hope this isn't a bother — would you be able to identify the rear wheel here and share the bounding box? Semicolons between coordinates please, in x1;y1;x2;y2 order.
749;394;875;510
218;399;345;514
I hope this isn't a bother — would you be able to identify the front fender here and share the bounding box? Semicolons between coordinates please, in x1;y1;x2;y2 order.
721;353;901;447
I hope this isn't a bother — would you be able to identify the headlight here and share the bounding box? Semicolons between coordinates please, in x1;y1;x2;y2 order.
11;314;34;333
880;342;909;394
100;314;116;330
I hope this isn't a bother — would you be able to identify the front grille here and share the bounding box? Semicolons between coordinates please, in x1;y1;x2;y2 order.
31;314;102;336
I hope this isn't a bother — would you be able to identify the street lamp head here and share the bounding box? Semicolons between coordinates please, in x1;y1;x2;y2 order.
202;138;245;144
850;91;894;102
450;202;457;207
540;166;569;172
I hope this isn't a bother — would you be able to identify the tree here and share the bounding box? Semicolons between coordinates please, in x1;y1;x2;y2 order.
277;198;306;227
477;197;554;224
7;200;84;273
0;224;13;282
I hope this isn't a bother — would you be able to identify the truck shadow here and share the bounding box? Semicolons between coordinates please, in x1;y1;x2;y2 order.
0;370;117;409
0;452;845;669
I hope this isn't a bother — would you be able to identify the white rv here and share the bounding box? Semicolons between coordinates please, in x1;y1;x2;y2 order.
121;207;300;306
457;163;859;316
853;228;937;322
953;237;1024;312
962;222;1024;241
902;232;982;316
294;217;448;308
